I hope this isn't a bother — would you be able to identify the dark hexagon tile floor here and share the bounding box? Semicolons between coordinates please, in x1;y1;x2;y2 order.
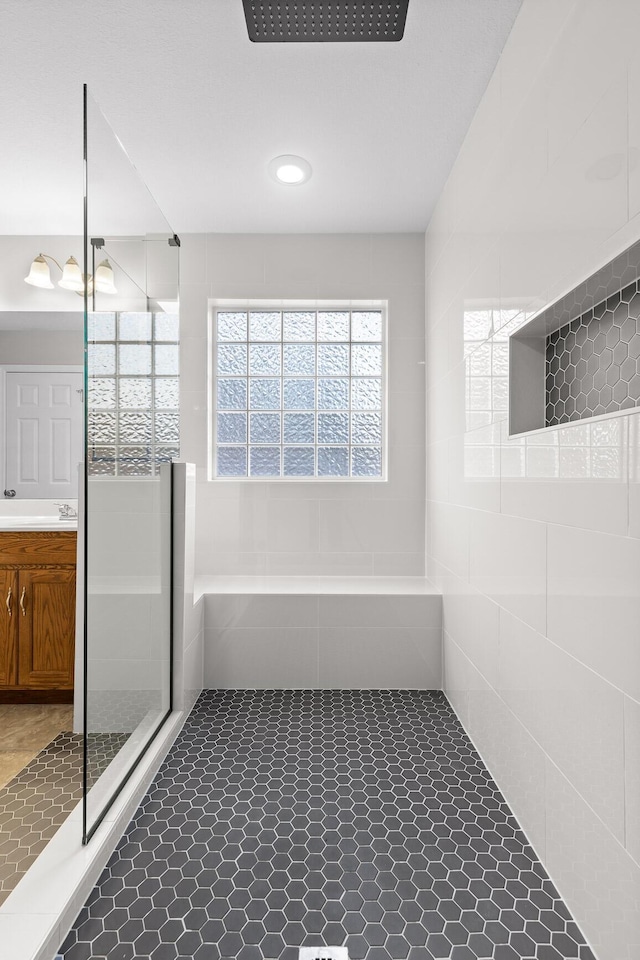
59;690;595;960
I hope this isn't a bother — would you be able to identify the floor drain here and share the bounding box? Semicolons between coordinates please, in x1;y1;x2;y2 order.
299;949;348;960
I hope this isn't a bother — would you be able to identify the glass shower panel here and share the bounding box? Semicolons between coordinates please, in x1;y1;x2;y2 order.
82;87;179;841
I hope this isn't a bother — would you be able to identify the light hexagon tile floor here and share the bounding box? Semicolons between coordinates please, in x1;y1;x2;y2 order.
0;731;127;905
59;690;595;960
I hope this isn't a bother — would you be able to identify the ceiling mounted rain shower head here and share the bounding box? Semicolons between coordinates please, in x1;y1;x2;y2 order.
241;1;410;43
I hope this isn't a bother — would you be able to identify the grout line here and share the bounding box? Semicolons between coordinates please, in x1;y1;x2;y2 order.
315;597;320;687
623;694;628;853
544;519;548;639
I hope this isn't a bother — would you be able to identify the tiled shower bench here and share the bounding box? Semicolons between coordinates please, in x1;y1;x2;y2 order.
195;576;443;689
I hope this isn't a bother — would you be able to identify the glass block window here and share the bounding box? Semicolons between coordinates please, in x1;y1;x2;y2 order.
213;306;385;479
87;311;179;476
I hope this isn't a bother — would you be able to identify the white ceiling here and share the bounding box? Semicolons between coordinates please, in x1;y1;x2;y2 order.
0;0;522;235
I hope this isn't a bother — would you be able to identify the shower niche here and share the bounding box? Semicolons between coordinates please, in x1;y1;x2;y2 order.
509;238;640;436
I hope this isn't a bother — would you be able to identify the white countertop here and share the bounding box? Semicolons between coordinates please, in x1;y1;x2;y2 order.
0;500;78;531
0;517;77;531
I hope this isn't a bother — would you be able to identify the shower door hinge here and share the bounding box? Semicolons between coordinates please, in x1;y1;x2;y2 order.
168;234;181;247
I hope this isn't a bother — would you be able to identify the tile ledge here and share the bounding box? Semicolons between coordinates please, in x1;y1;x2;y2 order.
194;575;440;601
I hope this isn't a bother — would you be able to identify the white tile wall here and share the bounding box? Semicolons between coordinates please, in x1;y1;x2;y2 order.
500;478;629;536
206;626;320;689
172;463;204;714
624;695;640;864
179;233;425;577
442;576;500;688
426;1;640;956
87;595;153;660
372;552;426;576
469;510;546;634
317;628;441;689
545;762;640;960
463;645;548;857
428;501;470;580
630;412;640;538
203;589;442;690
498;608;624;841
442;631;469;726
85;476;173;731
547;524;640;701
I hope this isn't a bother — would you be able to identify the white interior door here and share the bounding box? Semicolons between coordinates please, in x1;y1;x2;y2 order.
5;370;83;499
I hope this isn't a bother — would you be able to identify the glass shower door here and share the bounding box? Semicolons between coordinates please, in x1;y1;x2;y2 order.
82;85;179;841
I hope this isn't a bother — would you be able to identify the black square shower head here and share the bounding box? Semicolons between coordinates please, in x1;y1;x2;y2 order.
241;1;410;43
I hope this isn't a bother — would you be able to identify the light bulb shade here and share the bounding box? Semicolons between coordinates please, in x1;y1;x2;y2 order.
268;154;312;185
24;255;54;289
58;256;84;292
94;259;117;295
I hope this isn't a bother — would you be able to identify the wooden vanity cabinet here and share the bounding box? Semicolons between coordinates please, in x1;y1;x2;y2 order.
0;569;17;686
0;532;76;702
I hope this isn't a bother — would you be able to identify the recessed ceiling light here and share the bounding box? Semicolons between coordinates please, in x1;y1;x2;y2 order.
269;155;312;185
585;152;625;182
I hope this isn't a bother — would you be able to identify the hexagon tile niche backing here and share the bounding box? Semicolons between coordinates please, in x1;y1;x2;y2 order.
59;690;595;960
546;278;640;426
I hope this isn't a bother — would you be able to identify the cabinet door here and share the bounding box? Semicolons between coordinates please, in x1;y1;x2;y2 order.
0;571;18;686
17;569;75;689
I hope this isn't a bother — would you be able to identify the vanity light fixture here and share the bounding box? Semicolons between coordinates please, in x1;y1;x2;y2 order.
23;254;55;289
92;258;117;294
268;154;312;185
58;256;84;291
24;252;117;295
